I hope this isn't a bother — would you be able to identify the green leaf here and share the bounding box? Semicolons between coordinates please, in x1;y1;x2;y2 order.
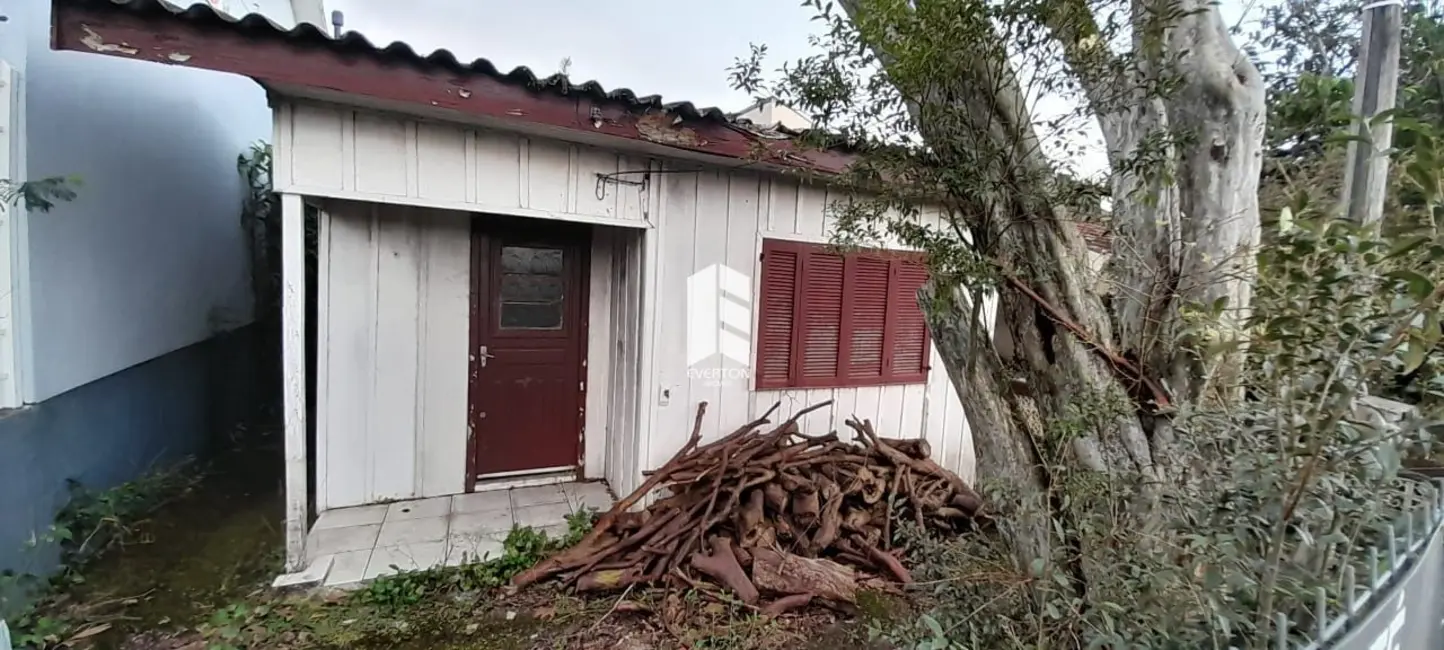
1403;338;1428;374
1387;269;1435;301
921;613;945;638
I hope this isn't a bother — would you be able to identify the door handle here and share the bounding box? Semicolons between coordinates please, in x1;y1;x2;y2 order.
478;345;496;368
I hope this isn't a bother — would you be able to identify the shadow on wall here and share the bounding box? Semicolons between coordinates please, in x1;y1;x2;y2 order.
0;323;274;581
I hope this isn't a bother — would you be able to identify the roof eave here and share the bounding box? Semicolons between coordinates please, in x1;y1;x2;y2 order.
50;0;857;175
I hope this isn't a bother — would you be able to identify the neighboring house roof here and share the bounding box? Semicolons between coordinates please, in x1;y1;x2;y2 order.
1074;222;1113;254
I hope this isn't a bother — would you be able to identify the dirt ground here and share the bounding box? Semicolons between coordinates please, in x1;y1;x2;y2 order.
31;428;905;650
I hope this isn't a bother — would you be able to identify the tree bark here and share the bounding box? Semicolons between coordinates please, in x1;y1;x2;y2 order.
844;0;1266;595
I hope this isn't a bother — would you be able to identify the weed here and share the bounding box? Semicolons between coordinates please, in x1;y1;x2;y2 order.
0;461;202;648
359;509;596;611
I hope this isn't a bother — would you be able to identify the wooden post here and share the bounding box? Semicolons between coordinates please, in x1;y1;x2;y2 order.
1340;0;1404;226
280;193;309;572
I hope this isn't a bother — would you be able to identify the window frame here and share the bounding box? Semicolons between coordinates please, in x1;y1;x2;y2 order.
754;238;932;390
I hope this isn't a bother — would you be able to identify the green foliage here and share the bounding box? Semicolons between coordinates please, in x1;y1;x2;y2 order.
887;207;1444;648
358;508;595;612
0;176;81;213
0;462;202;648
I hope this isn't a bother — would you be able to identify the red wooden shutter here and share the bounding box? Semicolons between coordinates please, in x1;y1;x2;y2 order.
756;244;800;389
799;251;845;382
848;256;890;379
888;260;931;378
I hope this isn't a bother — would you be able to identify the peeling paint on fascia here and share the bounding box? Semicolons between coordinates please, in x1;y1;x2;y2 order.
167;52;192;62
79;25;139;55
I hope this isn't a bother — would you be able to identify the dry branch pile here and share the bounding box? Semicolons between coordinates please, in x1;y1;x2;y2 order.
512;400;985;613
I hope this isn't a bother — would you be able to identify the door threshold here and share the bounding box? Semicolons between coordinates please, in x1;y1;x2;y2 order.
472;467;576;492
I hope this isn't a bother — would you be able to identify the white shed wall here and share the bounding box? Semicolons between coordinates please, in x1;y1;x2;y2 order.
315;199;638;510
316;201;473;510
646;168;979;485
273;102;651;230
296;103;978;509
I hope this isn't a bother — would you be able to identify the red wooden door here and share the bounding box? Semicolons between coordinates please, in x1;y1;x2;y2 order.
469;223;587;478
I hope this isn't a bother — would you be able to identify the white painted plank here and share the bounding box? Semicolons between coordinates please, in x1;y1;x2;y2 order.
370;207;421;501
585;228;615;479
473;129;522;207
897;382;927;440
720;171;760;432
320;202;377;509
616;154;646;223
353;113;409;196
290;104;344;190
649;168;699;470
574;146;620;219
416;122;468;203
415;209;472;498
794;183;829;240
314;203;332;509
689;170;731;443
605;234;633;492
273;103;295;192
280;193;309;571
527;140;572;213
853;386;884;433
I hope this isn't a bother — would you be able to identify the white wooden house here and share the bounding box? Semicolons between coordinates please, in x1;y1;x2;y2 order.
52;0;987;575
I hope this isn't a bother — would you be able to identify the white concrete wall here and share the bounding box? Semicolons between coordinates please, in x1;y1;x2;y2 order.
5;0;270;403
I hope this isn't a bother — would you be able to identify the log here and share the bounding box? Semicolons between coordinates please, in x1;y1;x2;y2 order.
690;535;759;604
761;593;814;617
878;437;931;460
509;399;984;612
751;548;858;604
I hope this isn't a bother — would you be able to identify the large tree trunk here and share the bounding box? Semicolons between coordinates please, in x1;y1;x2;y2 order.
857;0;1267;594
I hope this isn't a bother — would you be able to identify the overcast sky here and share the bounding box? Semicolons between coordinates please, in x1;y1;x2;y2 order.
320;0;1257;179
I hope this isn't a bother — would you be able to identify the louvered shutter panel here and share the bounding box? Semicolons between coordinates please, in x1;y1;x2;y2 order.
889;260;931;378
799;251;845;381
757;246;799;388
848;256;890;379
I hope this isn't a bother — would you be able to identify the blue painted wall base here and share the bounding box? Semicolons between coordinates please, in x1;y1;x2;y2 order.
0;325;268;583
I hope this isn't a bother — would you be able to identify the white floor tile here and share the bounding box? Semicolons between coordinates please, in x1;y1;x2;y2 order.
509;485;567;508
450;509;513;538
447;535;505;566
376;516;449;546
452;490;511;514
562;482;614;514
308;524;380;556
385;497;452;521
313;504;389;530
365;541;447;580
325;549;373;586
513;501;574;529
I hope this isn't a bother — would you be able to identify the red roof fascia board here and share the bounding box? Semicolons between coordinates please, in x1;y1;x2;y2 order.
50;2;855;174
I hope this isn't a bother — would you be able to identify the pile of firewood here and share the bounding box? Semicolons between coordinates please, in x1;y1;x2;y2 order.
511;400;984;613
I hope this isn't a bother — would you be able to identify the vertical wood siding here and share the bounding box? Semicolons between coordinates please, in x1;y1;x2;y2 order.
645;167;980;484
274;101;651;229
302;106;977;509
317;198;632;510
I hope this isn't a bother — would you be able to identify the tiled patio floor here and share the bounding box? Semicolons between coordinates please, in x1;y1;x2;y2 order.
301;481;613;588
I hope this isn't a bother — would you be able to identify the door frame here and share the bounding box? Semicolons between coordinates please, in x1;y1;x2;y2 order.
465;216;592;492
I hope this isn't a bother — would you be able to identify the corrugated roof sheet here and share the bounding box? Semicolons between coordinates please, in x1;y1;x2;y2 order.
61;0;741;123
